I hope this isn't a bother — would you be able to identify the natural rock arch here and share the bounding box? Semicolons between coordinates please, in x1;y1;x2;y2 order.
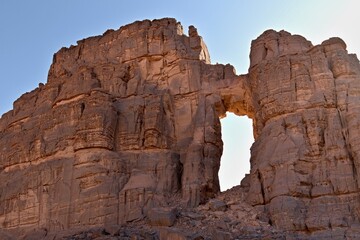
1;18;360;238
219;113;253;191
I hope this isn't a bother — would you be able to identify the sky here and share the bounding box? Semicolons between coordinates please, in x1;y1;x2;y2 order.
1;1;359;191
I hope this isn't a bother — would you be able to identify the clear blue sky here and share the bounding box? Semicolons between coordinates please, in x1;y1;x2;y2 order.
1;1;359;191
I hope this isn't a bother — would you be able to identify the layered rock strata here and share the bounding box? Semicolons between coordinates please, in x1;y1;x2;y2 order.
0;18;360;239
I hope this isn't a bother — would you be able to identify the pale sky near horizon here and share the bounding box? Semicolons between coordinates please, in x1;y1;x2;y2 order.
1;1;359;191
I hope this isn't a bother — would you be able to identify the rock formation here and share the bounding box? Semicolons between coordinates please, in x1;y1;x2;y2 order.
0;18;360;239
246;30;360;239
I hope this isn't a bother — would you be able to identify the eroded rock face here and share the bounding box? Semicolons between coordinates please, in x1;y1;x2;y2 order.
0;18;360;239
247;31;360;236
0;18;252;237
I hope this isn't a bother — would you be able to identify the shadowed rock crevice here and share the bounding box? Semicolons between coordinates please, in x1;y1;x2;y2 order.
1;18;360;239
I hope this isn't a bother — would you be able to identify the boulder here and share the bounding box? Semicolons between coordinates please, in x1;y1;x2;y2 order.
147;207;177;227
209;199;227;212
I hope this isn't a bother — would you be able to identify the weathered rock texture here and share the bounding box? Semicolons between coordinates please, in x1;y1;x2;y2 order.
247;31;360;238
0;18;360;239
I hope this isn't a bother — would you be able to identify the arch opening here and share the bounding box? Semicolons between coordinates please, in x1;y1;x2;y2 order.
219;112;254;192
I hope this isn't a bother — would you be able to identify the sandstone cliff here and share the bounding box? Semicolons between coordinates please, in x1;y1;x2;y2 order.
0;18;360;239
